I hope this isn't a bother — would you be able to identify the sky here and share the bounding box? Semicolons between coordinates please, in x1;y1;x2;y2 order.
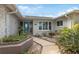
17;4;79;18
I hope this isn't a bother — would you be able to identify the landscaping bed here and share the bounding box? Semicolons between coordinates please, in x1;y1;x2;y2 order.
34;31;59;43
0;33;33;54
0;33;31;45
57;24;79;54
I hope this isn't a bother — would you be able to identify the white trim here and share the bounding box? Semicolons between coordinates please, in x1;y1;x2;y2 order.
38;21;51;31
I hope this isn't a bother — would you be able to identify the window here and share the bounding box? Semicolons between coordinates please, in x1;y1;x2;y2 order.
57;21;63;26
39;22;42;30
43;22;48;30
39;22;51;30
49;22;51;30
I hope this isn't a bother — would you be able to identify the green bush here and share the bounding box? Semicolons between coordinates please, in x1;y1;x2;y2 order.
1;33;28;43
48;32;55;38
57;25;79;53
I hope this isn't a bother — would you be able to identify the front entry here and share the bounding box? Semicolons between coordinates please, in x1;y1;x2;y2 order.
24;21;33;34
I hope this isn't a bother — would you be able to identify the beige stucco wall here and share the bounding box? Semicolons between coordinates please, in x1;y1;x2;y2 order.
24;13;79;35
6;14;19;36
0;5;19;38
54;13;79;31
0;6;7;38
33;19;54;35
32;16;73;35
71;13;79;25
54;17;72;31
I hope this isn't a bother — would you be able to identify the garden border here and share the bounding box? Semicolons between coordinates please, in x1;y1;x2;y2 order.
0;38;33;54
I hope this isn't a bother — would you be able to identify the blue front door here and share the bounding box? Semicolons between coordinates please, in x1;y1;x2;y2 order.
24;22;29;32
24;21;33;33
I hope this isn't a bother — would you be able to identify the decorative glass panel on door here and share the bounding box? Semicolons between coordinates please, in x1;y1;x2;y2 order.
24;22;29;33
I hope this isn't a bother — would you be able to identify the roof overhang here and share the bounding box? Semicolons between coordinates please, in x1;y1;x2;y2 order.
4;4;23;21
4;4;16;11
24;16;53;21
54;10;79;20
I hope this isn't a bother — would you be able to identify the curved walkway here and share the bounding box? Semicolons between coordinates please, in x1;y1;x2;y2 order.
33;37;60;54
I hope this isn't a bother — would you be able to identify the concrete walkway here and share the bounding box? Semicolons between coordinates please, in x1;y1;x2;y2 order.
33;37;60;54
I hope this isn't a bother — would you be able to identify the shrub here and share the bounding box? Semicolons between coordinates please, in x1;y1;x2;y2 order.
57;25;79;53
72;24;79;32
0;33;28;43
48;31;55;38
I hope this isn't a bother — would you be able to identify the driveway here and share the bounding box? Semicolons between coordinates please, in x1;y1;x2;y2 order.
33;37;60;54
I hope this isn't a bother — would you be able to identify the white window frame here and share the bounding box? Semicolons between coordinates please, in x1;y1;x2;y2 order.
57;21;63;26
39;21;51;30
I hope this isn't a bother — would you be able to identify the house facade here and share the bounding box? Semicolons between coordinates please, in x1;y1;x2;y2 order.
54;10;79;31
0;4;79;37
23;10;79;36
0;4;22;38
23;16;54;35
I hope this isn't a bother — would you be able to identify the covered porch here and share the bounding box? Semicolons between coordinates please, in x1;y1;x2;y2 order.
20;16;54;35
22;20;33;34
